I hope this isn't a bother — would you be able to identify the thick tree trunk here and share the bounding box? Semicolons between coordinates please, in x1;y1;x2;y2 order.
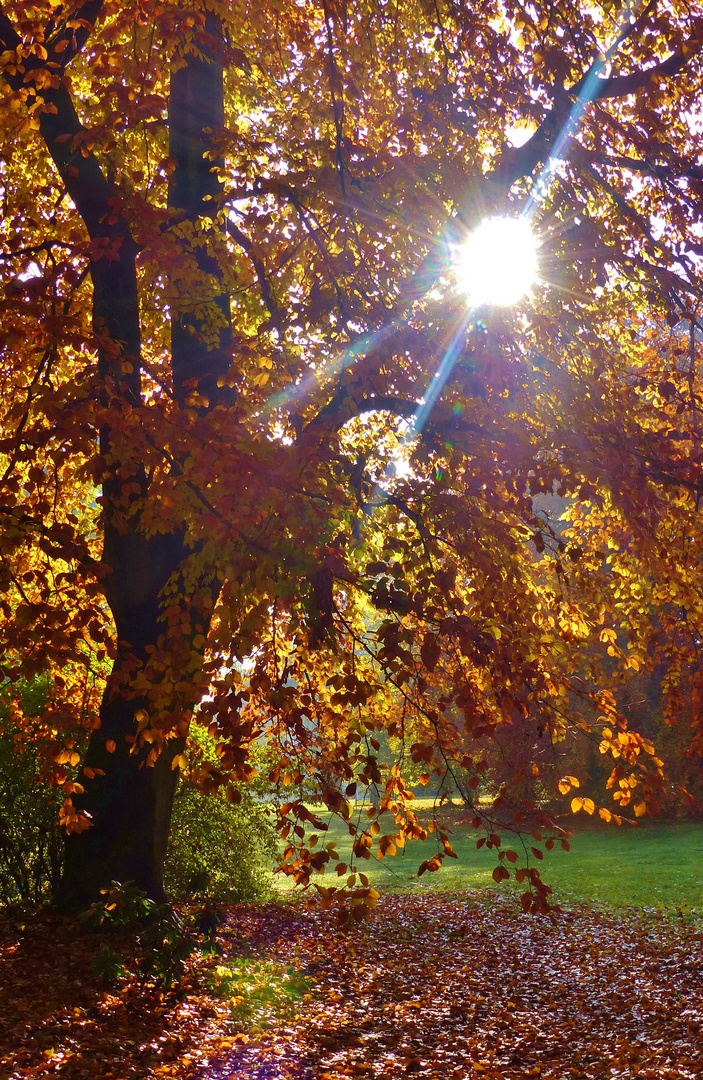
57;685;183;909
56;532;187;911
55;9;230;911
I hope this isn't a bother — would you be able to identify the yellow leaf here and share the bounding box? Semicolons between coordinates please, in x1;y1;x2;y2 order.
570;797;583;813
172;753;188;771
582;798;595;815
634;801;647;818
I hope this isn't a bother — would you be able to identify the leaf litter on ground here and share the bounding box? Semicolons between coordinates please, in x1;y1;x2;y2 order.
0;892;702;1080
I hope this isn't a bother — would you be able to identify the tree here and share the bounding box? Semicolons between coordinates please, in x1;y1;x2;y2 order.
0;0;701;913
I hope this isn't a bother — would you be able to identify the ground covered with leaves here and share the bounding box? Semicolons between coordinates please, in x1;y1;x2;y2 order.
1;893;702;1080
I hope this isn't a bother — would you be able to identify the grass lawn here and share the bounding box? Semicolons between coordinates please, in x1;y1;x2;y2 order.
274;804;703;912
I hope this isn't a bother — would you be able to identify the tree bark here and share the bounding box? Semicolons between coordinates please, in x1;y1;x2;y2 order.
54;8;230;910
169;11;232;403
56;532;188;910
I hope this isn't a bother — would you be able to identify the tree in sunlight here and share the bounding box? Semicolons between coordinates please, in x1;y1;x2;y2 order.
1;0;702;912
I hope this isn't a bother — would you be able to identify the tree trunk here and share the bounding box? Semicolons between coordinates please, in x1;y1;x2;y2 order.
169;10;231;402
56;532;187;911
55;9;230;911
57;690;183;909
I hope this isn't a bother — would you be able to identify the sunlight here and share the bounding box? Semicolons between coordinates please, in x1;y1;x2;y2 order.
454;216;538;306
391;455;412;479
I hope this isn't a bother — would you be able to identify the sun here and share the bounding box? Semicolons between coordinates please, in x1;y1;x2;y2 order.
455;216;538;306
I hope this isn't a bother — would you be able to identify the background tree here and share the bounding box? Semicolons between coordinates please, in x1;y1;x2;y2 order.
0;0;702;913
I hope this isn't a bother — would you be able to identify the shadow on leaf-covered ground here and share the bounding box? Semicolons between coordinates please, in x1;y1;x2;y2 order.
1;895;703;1079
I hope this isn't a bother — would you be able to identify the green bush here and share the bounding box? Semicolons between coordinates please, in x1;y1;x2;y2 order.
0;680;63;907
165;782;276;902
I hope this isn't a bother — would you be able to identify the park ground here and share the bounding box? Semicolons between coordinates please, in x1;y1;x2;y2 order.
1;816;702;1080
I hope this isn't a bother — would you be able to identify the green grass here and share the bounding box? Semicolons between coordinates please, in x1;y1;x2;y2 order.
274;806;703;911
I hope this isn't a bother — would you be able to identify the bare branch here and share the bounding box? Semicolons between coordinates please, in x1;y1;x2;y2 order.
307;393;418;432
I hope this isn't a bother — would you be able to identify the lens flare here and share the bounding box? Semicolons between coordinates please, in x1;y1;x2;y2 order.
455;216;538;306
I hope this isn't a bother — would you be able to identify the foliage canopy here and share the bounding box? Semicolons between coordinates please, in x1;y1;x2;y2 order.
0;0;702;912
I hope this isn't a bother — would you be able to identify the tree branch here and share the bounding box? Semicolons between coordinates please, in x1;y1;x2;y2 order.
45;1;106;70
586;41;701;101
586;150;703;185
0;1;105;76
0;2;141;399
321;0;346;198
305;391;418;434
488;18;703;191
227;218;281;327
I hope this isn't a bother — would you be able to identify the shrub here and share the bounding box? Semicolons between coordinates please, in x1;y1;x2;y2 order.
0;680;63;907
164;718;276;902
165;782;276;902
92;944;128;985
82;880;200;988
